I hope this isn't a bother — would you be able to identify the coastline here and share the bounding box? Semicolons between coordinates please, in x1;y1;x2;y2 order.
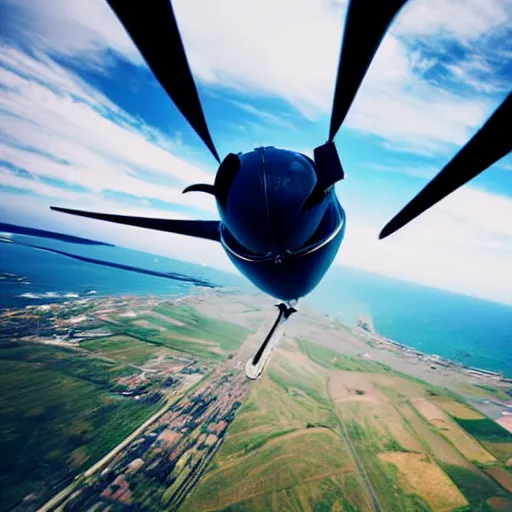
353;318;511;383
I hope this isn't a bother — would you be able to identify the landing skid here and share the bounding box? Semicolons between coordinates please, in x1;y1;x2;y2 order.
245;303;296;380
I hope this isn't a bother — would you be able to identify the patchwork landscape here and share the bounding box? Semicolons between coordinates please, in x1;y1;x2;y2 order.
1;291;511;511
184;337;512;512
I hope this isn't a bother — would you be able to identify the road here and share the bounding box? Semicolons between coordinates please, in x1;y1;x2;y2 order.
326;377;383;512
38;324;259;512
37;397;181;512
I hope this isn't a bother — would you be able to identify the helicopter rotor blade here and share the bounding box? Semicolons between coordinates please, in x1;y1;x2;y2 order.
328;0;408;142
106;0;220;162
50;207;221;242
380;92;512;239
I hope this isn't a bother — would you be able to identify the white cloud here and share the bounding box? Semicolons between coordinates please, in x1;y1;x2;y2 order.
0;46;217;213
339;186;512;305
4;0;508;155
3;0;140;66
1;0;511;306
230;100;298;131
497;160;512;171
346;58;490;152
394;0;511;41
172;0;503;153
444;59;505;94
0;166;86;201
367;163;438;179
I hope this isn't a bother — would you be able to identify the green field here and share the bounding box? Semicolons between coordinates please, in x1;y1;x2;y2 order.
454;418;512;444
105;304;249;360
0;340;161;511
185;338;512;512
80;334;167;364
453;417;512;467
297;338;387;372
183;345;374;511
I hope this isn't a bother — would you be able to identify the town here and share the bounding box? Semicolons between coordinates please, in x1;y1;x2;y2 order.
2;291;255;511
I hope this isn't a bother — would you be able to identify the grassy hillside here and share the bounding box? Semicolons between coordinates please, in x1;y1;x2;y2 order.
183;346;374;511
185;338;512;512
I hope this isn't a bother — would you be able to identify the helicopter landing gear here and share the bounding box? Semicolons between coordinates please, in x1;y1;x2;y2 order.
245;302;297;380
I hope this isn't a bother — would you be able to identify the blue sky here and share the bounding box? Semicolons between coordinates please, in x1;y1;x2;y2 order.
0;0;511;305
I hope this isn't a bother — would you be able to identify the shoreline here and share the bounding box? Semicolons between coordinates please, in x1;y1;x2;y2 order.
3;287;511;384
353;324;511;384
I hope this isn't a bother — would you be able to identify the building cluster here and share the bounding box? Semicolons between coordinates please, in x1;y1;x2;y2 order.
65;361;251;511
1;295;179;344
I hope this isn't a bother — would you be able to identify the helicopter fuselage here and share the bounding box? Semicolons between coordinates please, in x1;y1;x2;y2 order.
214;147;346;301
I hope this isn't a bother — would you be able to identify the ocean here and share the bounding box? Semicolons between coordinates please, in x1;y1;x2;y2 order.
306;266;512;377
0;234;247;309
1;233;511;377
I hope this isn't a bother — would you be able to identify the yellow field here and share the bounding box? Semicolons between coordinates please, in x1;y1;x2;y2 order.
379;452;467;511
431;396;485;420
338;398;424;454
412;398;496;464
396;402;474;467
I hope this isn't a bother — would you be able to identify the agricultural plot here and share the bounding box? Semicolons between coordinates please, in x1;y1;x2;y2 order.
340;404;462;512
379;452;467;511
456;382;512;403
411;398;497;464
107;304;249;360
429;395;512;467
183;350;374;511
184;428;362;510
430;396;486;420
484;467;512;493
80;335;168;365
187;337;512;512
454;418;512;467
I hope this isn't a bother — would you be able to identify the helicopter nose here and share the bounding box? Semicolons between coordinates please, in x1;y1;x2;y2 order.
217;147;329;256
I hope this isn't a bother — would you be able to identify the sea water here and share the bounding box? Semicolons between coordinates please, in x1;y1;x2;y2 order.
307;266;512;377
1;234;511;376
0;235;247;310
